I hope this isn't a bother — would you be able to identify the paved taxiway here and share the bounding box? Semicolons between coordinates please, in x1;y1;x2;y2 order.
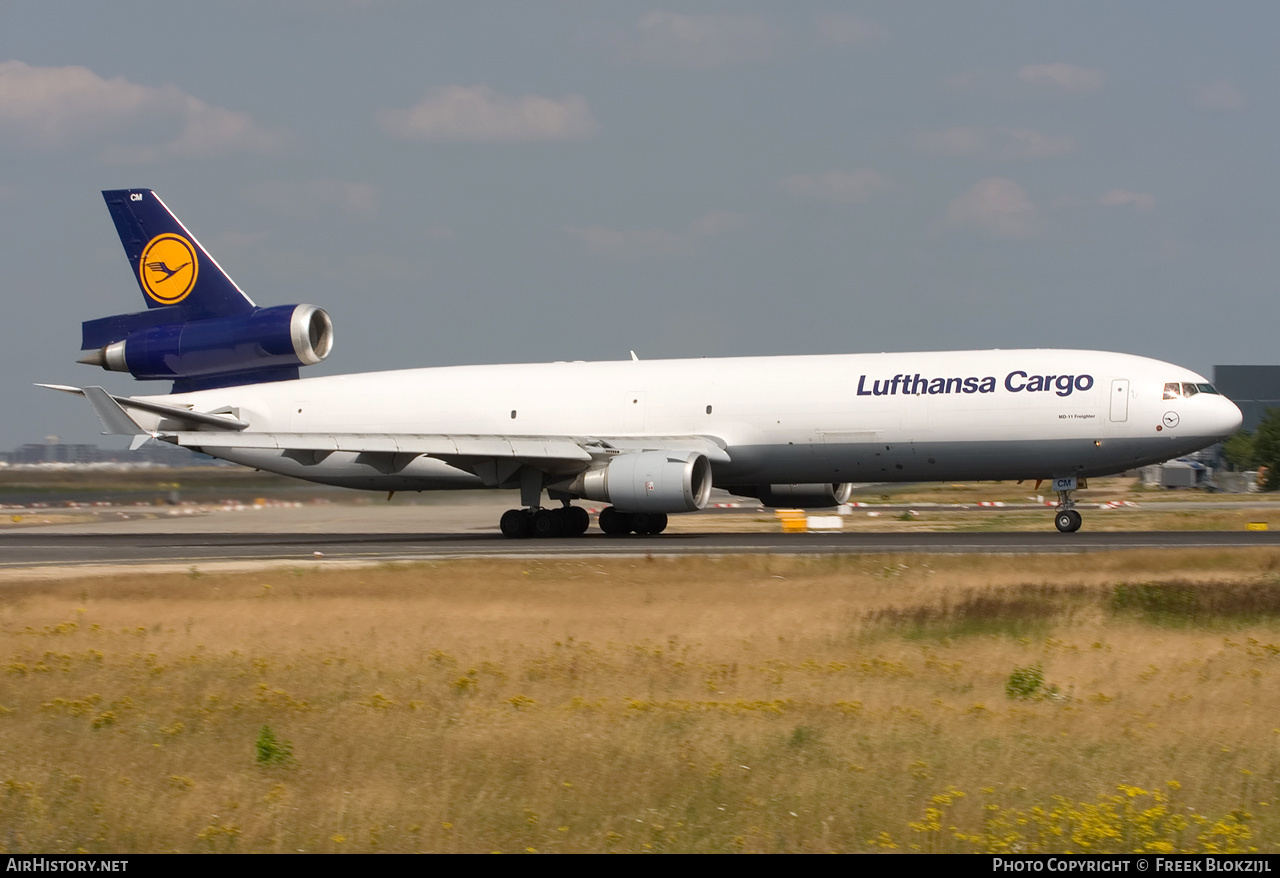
2;501;1280;571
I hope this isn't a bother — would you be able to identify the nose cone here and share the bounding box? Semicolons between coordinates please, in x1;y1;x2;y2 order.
1215;397;1244;440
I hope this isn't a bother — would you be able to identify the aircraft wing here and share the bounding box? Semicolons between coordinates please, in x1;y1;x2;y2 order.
161;430;731;465
40;383;731;483
160;430;730;486
163;431;595;462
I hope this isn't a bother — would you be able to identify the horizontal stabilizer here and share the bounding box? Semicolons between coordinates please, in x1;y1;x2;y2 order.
35;384;248;433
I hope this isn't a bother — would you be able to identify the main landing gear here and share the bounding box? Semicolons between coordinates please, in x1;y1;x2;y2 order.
497;505;670;538
598;507;668;536
499;505;590;538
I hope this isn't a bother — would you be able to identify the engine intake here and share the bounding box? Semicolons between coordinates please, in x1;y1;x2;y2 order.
571;451;713;513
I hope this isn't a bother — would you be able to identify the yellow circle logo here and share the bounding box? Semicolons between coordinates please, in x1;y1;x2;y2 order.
139;234;198;304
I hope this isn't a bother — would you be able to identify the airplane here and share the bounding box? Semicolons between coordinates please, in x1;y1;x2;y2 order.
43;189;1243;537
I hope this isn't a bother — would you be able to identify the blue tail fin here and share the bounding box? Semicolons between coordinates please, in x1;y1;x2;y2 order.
101;189;255;319
80;189;334;393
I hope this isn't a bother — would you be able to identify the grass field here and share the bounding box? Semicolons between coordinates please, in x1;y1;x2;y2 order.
3;550;1280;853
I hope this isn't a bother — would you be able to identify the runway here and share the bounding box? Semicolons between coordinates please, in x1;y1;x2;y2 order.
2;528;1280;570
2;497;1278;572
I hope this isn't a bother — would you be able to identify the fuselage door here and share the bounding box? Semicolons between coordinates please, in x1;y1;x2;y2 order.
1109;379;1129;422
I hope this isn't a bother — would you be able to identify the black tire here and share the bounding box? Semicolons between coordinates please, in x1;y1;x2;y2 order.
532;509;563;538
598;506;632;535
631;512;669;535
1054;511;1075;533
500;509;531;539
1067;509;1083;532
566;506;590;536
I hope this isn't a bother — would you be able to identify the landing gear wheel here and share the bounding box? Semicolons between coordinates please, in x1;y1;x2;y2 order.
500;509;532;539
1054;509;1083;533
598;506;632;536
532;508;563;538
632;512;669;535
1053;482;1085;533
566;506;590;536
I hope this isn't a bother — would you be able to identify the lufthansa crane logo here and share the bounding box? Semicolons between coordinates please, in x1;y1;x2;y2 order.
139;234;198;304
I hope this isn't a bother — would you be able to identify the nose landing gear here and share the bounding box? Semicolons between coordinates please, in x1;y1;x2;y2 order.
1054;484;1083;533
1054;508;1083;533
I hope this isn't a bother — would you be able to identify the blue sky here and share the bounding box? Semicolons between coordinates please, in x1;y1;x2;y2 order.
2;1;1276;448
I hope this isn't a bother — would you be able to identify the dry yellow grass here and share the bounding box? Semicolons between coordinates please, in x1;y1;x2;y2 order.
3;551;1280;852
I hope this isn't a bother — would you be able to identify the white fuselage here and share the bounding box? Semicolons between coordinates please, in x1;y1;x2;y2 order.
136;349;1242;493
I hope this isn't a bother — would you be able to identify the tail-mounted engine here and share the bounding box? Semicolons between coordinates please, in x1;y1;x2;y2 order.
79;304;333;392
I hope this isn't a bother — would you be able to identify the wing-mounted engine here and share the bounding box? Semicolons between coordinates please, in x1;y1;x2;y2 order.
78;304;333;392
568;450;713;513
729;483;853;508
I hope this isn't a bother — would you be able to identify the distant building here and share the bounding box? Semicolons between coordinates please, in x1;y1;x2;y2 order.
1;440;224;467
9;443;102;465
1213;366;1280;433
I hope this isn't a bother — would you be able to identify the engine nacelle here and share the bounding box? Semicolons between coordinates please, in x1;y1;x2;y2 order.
571;451;713;513
80;304;333;383
729;483;853;508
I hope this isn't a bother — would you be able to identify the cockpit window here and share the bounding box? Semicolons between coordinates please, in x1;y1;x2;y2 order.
1196;383;1219;395
1163;382;1181;400
1181;383;1199;398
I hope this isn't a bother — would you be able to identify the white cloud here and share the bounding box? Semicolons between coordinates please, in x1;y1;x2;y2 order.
566;226;692;259
816;14;881;45
0;60;288;158
623;11;777;68
378;85;597;143
245;180;377;221
1190;81;1246;112
946;178;1038;238
913;127;1073;159
1099;189;1155;210
1017;63;1106;93
782;169;889;203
